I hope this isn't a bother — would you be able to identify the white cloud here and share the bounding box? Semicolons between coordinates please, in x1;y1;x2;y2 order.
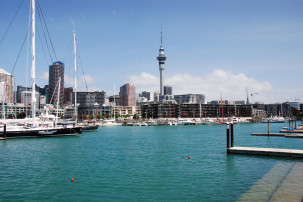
65;74;74;86
39;72;49;80
127;69;278;103
70;17;76;26
65;74;94;89
80;75;94;85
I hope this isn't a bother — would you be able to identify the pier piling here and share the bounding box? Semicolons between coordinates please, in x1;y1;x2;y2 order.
231;123;234;147
226;122;230;151
4;124;6;139
268;119;270;135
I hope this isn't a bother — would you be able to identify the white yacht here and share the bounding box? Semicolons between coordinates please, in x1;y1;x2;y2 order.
147;119;157;126
102;119;122;126
202;118;214;125
177;118;192;125
262;116;286;123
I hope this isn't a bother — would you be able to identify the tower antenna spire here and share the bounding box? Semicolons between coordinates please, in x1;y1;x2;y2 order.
157;25;166;96
161;24;163;46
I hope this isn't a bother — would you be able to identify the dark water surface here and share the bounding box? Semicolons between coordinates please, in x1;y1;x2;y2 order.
1;123;302;201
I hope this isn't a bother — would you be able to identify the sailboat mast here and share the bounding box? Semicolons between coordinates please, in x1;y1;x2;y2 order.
73;31;77;124
56;77;61;127
113;84;115;120
31;0;36;123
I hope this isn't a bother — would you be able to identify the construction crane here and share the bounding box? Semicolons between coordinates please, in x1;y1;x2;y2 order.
246;86;258;104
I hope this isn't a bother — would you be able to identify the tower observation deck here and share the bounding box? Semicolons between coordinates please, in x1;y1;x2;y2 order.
157;30;166;96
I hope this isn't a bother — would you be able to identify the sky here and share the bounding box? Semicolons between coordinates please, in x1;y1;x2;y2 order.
0;0;303;104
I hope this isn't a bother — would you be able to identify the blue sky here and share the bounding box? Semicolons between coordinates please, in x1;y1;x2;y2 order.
0;0;303;103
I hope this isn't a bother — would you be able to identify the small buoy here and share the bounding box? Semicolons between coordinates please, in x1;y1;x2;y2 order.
71;178;75;182
188;156;190;159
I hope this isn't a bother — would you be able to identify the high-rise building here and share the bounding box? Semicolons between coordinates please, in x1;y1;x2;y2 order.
48;61;64;106
174;94;205;104
0;68;14;103
21;91;40;109
157;29;166;96
164;85;172;95
71;90;106;116
119;83;136;106
154;91;160;102
108;95;119;106
139;91;151;100
64;87;73;105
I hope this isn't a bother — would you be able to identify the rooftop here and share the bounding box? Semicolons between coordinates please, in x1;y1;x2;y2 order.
0;68;11;75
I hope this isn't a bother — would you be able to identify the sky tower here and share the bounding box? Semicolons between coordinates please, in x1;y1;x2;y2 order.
157;29;167;96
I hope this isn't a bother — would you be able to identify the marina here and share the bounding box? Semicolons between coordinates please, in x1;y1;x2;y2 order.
1;123;303;201
0;0;302;201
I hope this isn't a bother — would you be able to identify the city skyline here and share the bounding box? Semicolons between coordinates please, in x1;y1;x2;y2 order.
0;0;303;104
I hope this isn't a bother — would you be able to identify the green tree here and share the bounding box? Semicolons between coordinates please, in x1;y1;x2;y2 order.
7;114;13;119
290;106;301;120
17;112;26;119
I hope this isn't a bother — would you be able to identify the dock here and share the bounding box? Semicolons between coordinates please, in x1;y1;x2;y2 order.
251;133;303;138
280;129;303;133
228;147;303;158
226;123;303;158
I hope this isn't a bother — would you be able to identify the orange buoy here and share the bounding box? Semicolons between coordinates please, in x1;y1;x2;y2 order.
71;178;75;182
188;156;190;159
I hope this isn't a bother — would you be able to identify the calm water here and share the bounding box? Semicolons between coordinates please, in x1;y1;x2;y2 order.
1;123;303;201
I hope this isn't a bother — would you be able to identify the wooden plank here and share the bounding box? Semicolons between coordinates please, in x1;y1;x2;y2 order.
228;147;303;158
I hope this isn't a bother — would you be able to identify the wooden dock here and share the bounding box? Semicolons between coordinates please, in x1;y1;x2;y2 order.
251;133;303;138
228;147;303;158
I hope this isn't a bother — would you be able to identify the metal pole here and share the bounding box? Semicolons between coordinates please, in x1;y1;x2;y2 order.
231;122;234;148
268;119;270;135
226;122;230;151
4;124;6;139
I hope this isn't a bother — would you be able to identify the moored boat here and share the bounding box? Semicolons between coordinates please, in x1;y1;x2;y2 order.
0;125;82;138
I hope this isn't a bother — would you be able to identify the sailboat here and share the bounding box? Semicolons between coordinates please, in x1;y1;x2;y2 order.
0;0;82;138
73;31;98;132
102;85;122;126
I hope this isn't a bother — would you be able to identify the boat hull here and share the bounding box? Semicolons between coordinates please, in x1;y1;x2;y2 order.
1;126;82;138
82;125;99;131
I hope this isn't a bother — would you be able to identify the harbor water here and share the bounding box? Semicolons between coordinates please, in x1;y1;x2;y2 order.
1;123;303;201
